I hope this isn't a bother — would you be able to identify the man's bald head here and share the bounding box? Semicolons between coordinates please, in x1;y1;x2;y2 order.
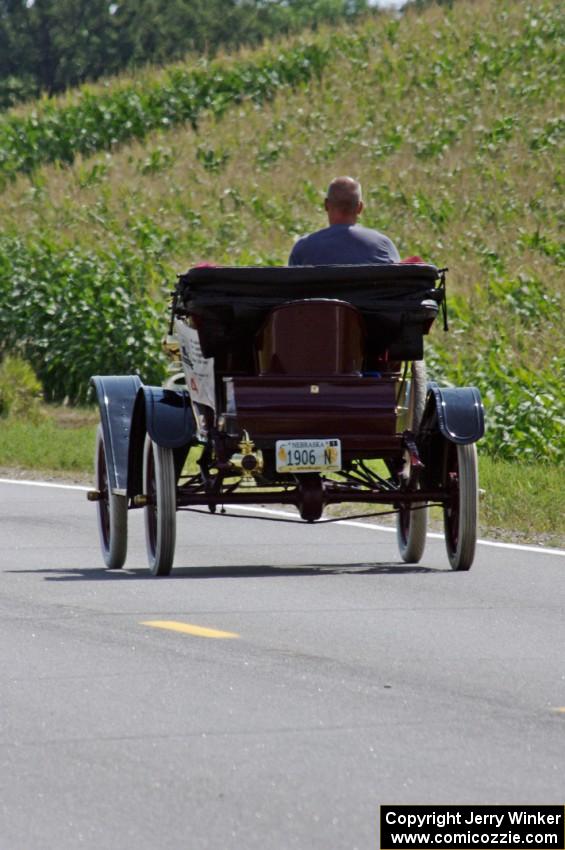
325;176;363;224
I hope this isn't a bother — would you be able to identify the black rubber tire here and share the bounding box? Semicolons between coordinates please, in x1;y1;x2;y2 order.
443;442;478;571
397;499;427;563
143;435;176;576
396;361;428;563
94;425;127;569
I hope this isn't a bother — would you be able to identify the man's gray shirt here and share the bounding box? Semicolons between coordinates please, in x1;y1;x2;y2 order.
288;224;400;266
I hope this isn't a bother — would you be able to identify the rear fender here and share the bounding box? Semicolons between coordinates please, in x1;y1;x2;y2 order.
423;383;485;445
90;375;143;496
128;386;196;497
419;384;484;491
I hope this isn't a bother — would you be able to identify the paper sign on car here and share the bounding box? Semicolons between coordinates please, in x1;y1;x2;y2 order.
175;319;216;412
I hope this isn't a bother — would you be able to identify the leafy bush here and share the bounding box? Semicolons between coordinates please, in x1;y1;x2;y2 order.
0;237;167;402
0;355;44;420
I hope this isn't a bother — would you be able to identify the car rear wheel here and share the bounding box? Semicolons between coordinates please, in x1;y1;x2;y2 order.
397;497;427;563
443;442;478;571
396;360;428;563
143;435;176;576
95;425;127;569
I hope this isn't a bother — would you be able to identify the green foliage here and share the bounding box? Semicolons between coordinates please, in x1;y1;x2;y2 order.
0;0;120;101
0;75;39;111
0;41;330;183
404;0;456;7
116;0;370;69
426;279;564;464
0;355;44;420
0;0;369;110
0;237;167;403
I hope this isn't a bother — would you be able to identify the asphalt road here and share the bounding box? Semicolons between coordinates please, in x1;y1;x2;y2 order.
1;479;564;850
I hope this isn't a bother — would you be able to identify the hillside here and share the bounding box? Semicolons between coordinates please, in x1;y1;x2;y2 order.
0;0;562;463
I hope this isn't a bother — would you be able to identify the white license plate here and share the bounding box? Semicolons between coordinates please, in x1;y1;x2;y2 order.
276;439;341;473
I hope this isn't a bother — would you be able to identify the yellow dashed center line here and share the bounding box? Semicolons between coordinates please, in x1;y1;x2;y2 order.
141;620;240;639
554;707;565;714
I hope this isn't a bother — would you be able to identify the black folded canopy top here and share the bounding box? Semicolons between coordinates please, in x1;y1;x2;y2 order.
176;264;445;360
180;262;440;291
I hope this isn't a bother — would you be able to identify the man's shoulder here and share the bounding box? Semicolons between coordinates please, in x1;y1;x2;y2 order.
296;226;334;243
351;224;393;242
289;227;333;263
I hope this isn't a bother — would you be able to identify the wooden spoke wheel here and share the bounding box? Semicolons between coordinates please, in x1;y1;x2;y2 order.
396;360;428;563
443;442;478;571
94;425;127;569
143;436;177;576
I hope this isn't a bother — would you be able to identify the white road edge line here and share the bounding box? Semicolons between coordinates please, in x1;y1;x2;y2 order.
0;478;91;492
1;477;563;557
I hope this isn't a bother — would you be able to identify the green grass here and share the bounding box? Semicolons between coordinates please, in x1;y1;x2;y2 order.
0;412;97;474
477;455;564;546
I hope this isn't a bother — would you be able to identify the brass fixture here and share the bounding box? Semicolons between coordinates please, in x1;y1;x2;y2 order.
230;430;264;487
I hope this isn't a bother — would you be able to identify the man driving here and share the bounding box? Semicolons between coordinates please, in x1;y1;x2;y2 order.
288;176;400;266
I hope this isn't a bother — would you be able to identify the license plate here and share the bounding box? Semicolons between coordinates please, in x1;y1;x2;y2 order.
276;439;341;473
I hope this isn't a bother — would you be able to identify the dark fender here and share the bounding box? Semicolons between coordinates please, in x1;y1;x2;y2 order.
138;385;195;448
90;375;143;495
127;386;196;497
424;383;485;444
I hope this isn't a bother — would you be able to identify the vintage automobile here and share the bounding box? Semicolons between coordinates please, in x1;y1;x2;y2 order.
89;263;484;576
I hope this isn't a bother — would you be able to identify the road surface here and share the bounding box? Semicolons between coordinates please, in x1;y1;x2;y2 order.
1;479;564;850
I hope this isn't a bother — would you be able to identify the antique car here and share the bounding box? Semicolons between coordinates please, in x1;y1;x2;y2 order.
89;263;484;576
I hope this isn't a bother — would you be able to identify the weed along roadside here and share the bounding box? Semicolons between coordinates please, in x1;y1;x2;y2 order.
0;0;562;546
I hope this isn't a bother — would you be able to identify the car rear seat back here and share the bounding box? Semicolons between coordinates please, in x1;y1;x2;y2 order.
255;299;366;377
